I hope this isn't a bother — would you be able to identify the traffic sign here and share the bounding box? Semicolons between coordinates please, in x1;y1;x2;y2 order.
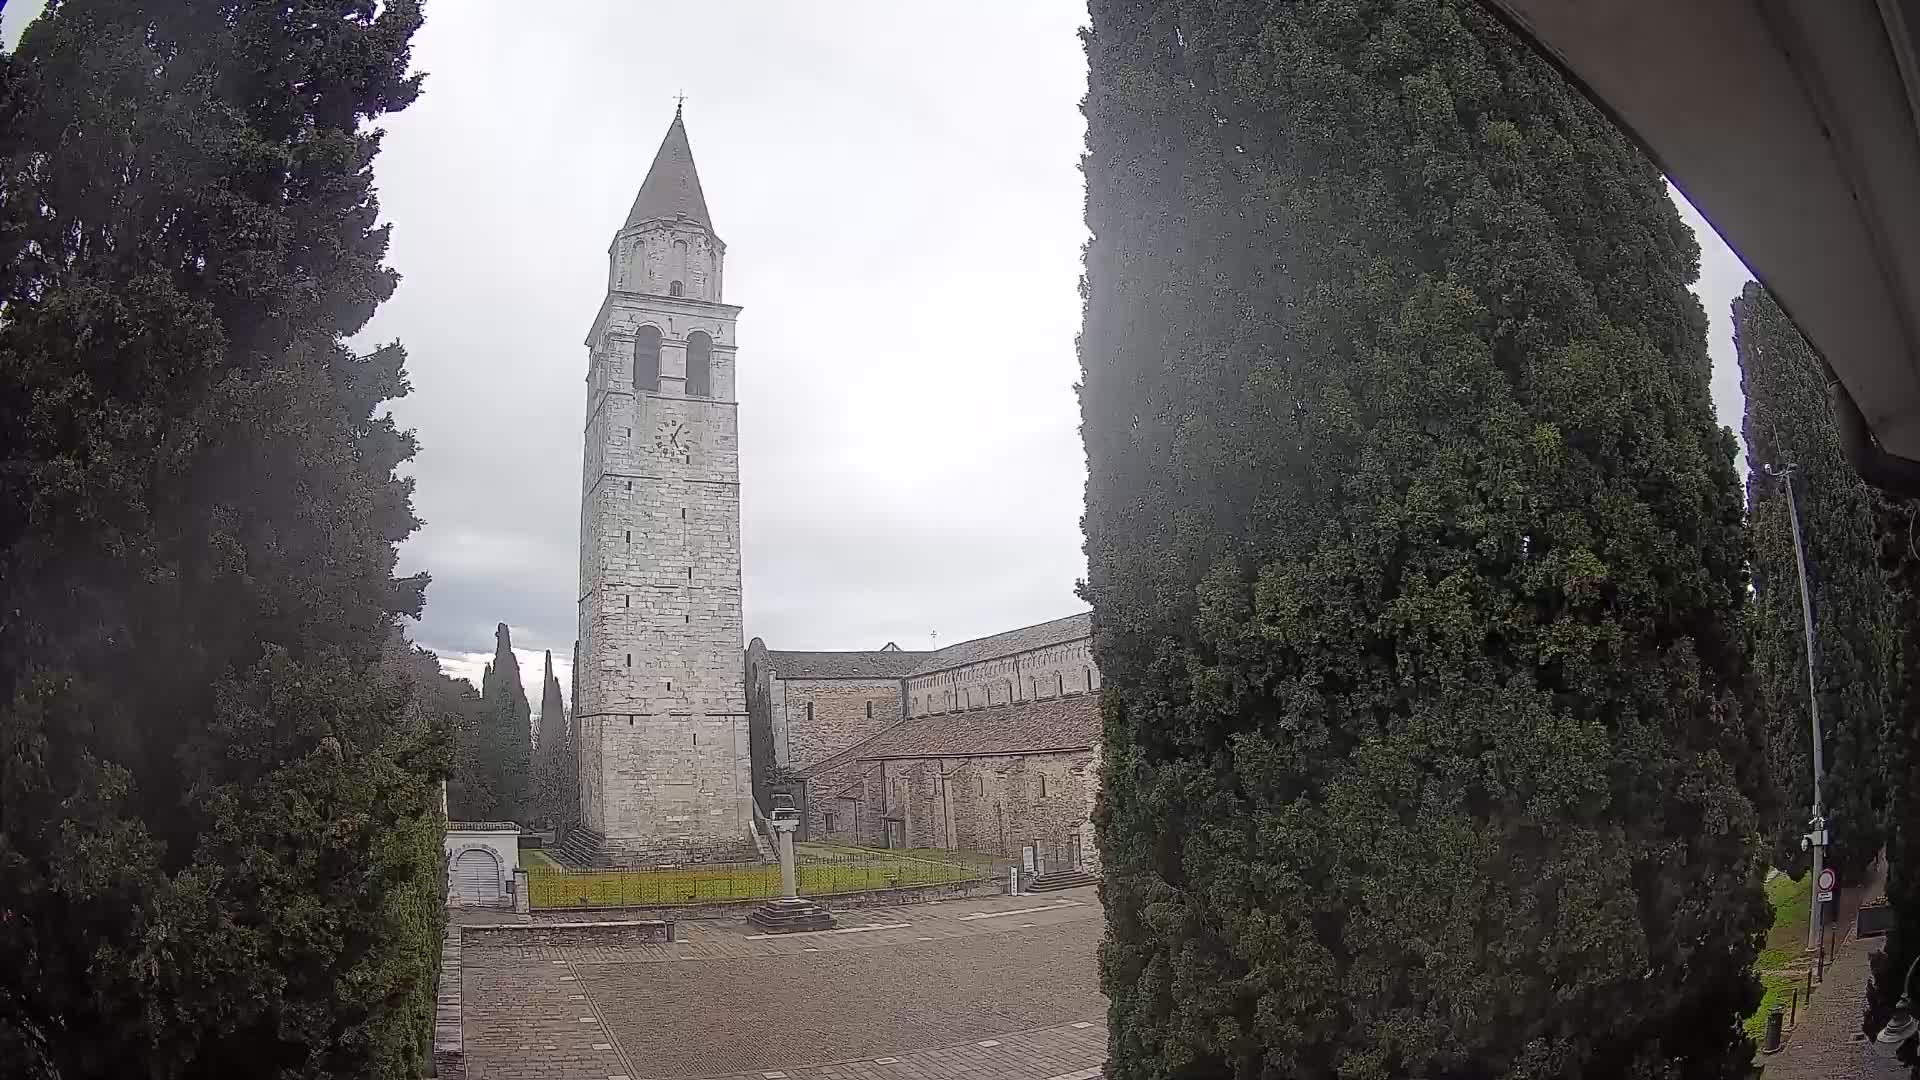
1817;867;1837;902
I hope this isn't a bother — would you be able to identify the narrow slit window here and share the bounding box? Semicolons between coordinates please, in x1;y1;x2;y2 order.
1039;775;1048;798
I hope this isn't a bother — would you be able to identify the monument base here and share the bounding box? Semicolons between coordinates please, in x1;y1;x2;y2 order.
747;897;836;934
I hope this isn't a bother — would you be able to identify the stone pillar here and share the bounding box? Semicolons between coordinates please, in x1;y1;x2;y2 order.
747;816;833;933
778;826;798;898
512;869;530;915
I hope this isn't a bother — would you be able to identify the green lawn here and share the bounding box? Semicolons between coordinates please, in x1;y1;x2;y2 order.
1743;871;1814;1037
524;847;985;909
519;848;563;871
1745;970;1801;1039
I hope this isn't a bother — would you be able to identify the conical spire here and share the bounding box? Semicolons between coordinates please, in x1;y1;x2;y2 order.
624;109;712;231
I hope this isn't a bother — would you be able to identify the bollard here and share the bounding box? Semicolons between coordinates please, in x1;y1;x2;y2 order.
1761;1006;1784;1054
1789;988;1797;1029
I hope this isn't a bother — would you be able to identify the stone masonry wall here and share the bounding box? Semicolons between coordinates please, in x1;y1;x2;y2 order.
776;678;904;772
904;639;1100;718
803;754;872;845
576;221;751;861
803;750;1099;871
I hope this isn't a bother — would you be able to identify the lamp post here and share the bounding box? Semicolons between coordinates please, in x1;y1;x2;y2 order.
1764;462;1829;954
1875;952;1920;1056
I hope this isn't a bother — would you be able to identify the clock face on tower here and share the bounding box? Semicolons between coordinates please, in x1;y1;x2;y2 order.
651;419;691;463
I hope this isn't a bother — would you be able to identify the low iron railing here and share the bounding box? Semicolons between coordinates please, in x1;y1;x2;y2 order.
524;843;995;909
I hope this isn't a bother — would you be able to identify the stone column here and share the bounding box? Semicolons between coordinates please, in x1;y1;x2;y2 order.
777;823;798;898
747;814;834;933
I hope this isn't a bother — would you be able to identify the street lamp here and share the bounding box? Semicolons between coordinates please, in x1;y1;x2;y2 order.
1875;953;1920;1057
1762;462;1829;954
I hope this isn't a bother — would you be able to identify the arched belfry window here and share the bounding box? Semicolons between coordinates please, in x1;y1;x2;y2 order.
669;280;684;297
635;325;662;393
686;331;712;397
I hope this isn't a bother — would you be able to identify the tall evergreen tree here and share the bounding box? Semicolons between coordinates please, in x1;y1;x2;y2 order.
1735;281;1894;882
441;661;494;821
531;650;570;828
1079;2;1768;1077
1871;506;1920;1069
566;640;582;830
481;622;532;822
0;2;443;1077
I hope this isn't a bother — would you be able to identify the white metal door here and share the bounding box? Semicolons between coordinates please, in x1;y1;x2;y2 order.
452;849;501;906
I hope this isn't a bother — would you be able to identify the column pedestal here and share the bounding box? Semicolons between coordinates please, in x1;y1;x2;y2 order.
747;817;835;933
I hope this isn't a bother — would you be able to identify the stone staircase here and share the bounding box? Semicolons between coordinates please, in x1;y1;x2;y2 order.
1026;868;1099;892
550;825;610;869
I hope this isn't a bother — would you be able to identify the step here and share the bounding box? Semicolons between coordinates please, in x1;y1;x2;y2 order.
746;898;837;933
1026;869;1099;893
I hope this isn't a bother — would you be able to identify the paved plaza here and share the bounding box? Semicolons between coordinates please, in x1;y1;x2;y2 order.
461;888;1107;1080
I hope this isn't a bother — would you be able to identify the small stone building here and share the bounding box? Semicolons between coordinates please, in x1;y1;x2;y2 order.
445;822;520;909
799;695;1100;872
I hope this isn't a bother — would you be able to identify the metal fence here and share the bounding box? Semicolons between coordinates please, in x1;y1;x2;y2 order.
525;844;995;909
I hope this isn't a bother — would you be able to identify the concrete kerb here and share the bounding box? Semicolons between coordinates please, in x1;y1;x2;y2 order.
463;918;675;949
432;925;463;1079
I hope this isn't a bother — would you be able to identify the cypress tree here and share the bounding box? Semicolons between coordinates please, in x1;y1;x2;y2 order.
1079;2;1767;1076
566;640;582;830
1734;282;1894;882
482;622;532;822
1870;507;1920;1066
531;650;570;828
442;663;494;821
0;2;442;1076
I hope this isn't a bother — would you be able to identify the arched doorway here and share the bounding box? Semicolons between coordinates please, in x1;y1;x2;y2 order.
451;847;503;907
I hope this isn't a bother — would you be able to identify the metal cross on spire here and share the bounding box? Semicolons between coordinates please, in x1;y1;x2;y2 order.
674;90;687;118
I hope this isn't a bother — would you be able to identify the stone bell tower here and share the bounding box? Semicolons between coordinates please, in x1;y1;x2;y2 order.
572;107;755;865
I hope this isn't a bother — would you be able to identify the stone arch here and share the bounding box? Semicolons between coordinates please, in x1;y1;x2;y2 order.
634;324;662;393
686;331;713;397
448;844;504;907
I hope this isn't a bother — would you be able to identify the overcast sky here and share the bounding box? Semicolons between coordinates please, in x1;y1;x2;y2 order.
3;2;1752;708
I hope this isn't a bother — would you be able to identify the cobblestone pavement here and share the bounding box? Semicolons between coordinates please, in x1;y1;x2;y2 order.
463;889;1106;1080
1758;935;1900;1079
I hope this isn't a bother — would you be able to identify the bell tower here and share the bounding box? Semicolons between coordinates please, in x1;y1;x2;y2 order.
574;107;754;864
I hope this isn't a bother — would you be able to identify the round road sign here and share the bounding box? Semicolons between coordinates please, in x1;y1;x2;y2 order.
1818;867;1837;892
